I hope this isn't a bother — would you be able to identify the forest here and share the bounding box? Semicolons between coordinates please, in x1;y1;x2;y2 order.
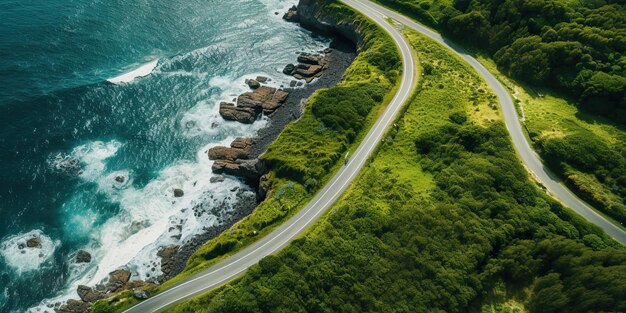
376;0;626;123
168;30;626;313
540;132;626;224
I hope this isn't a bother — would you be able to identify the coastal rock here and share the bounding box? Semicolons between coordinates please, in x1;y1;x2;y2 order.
256;76;268;83
246;79;260;89
124;280;158;290
75;250;92;263
106;269;132;292
219;86;289;123
133;289;150;299
208;146;250;161
212;159;265;180
158;245;179;277
294;64;323;77
77;285;105;303
210;175;225;183
219;102;258;124
259;173;272;200
284;52;329;83
57;299;91;313
237;86;288;115
174;189;184;197
297;53;323;65
283;5;299;22
26;236;41;248
230;137;254;150
157;245;179;259
283;63;295;75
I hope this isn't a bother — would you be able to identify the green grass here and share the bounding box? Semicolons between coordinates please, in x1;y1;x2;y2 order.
168;29;626;313
474;56;626;146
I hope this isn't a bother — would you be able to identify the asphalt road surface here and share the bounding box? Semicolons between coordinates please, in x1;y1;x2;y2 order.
123;1;416;311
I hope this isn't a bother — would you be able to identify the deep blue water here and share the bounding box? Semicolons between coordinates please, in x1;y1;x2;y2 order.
0;0;329;311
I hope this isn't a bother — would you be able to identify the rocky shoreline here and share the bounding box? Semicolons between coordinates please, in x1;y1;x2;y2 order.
161;19;357;283
159;4;357;281
54;5;357;312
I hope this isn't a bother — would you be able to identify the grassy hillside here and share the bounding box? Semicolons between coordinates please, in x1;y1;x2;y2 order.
168;30;626;313
377;0;626;227
476;55;626;228
376;0;626;124
91;1;401;312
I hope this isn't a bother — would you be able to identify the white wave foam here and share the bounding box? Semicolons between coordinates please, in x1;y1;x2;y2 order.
72;140;122;180
0;230;59;274
84;141;249;285
29;143;251;312
30;137;255;313
235;18;257;29
31;31;313;310
48;140;122;179
260;0;298;16
180;73;276;137
107;59;159;84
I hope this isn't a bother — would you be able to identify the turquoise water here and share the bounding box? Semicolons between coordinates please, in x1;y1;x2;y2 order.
0;0;329;311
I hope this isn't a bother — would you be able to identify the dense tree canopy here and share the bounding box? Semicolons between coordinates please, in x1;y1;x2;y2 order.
539;132;626;223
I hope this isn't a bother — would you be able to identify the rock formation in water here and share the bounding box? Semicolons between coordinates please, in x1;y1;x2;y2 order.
218;86;289;123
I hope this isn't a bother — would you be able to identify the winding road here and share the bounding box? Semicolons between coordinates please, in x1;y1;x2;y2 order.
124;1;415;312
359;1;626;245
125;1;625;312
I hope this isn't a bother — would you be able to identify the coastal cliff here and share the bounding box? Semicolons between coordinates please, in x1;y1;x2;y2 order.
297;0;365;48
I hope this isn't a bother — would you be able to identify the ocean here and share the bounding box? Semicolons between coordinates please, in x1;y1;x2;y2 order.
0;0;329;311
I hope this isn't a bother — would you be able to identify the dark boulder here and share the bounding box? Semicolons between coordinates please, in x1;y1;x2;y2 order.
282;5;298;22
75;250;92;263
106;269;132;292
208;146;250;161
212;159;265;180
283;63;295;75
297;53;323;65
295;64;323;77
133;289;150;299
246;79;260;89
26;236;41;248
210;175;225;183
158;245;179;277
77;285;105;303
219;102;258;124
259;173;272;200
237;86;288;115
58;299;91;313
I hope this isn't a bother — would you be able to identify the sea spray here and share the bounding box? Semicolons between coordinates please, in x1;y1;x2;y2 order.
0;0;332;311
0;230;60;274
